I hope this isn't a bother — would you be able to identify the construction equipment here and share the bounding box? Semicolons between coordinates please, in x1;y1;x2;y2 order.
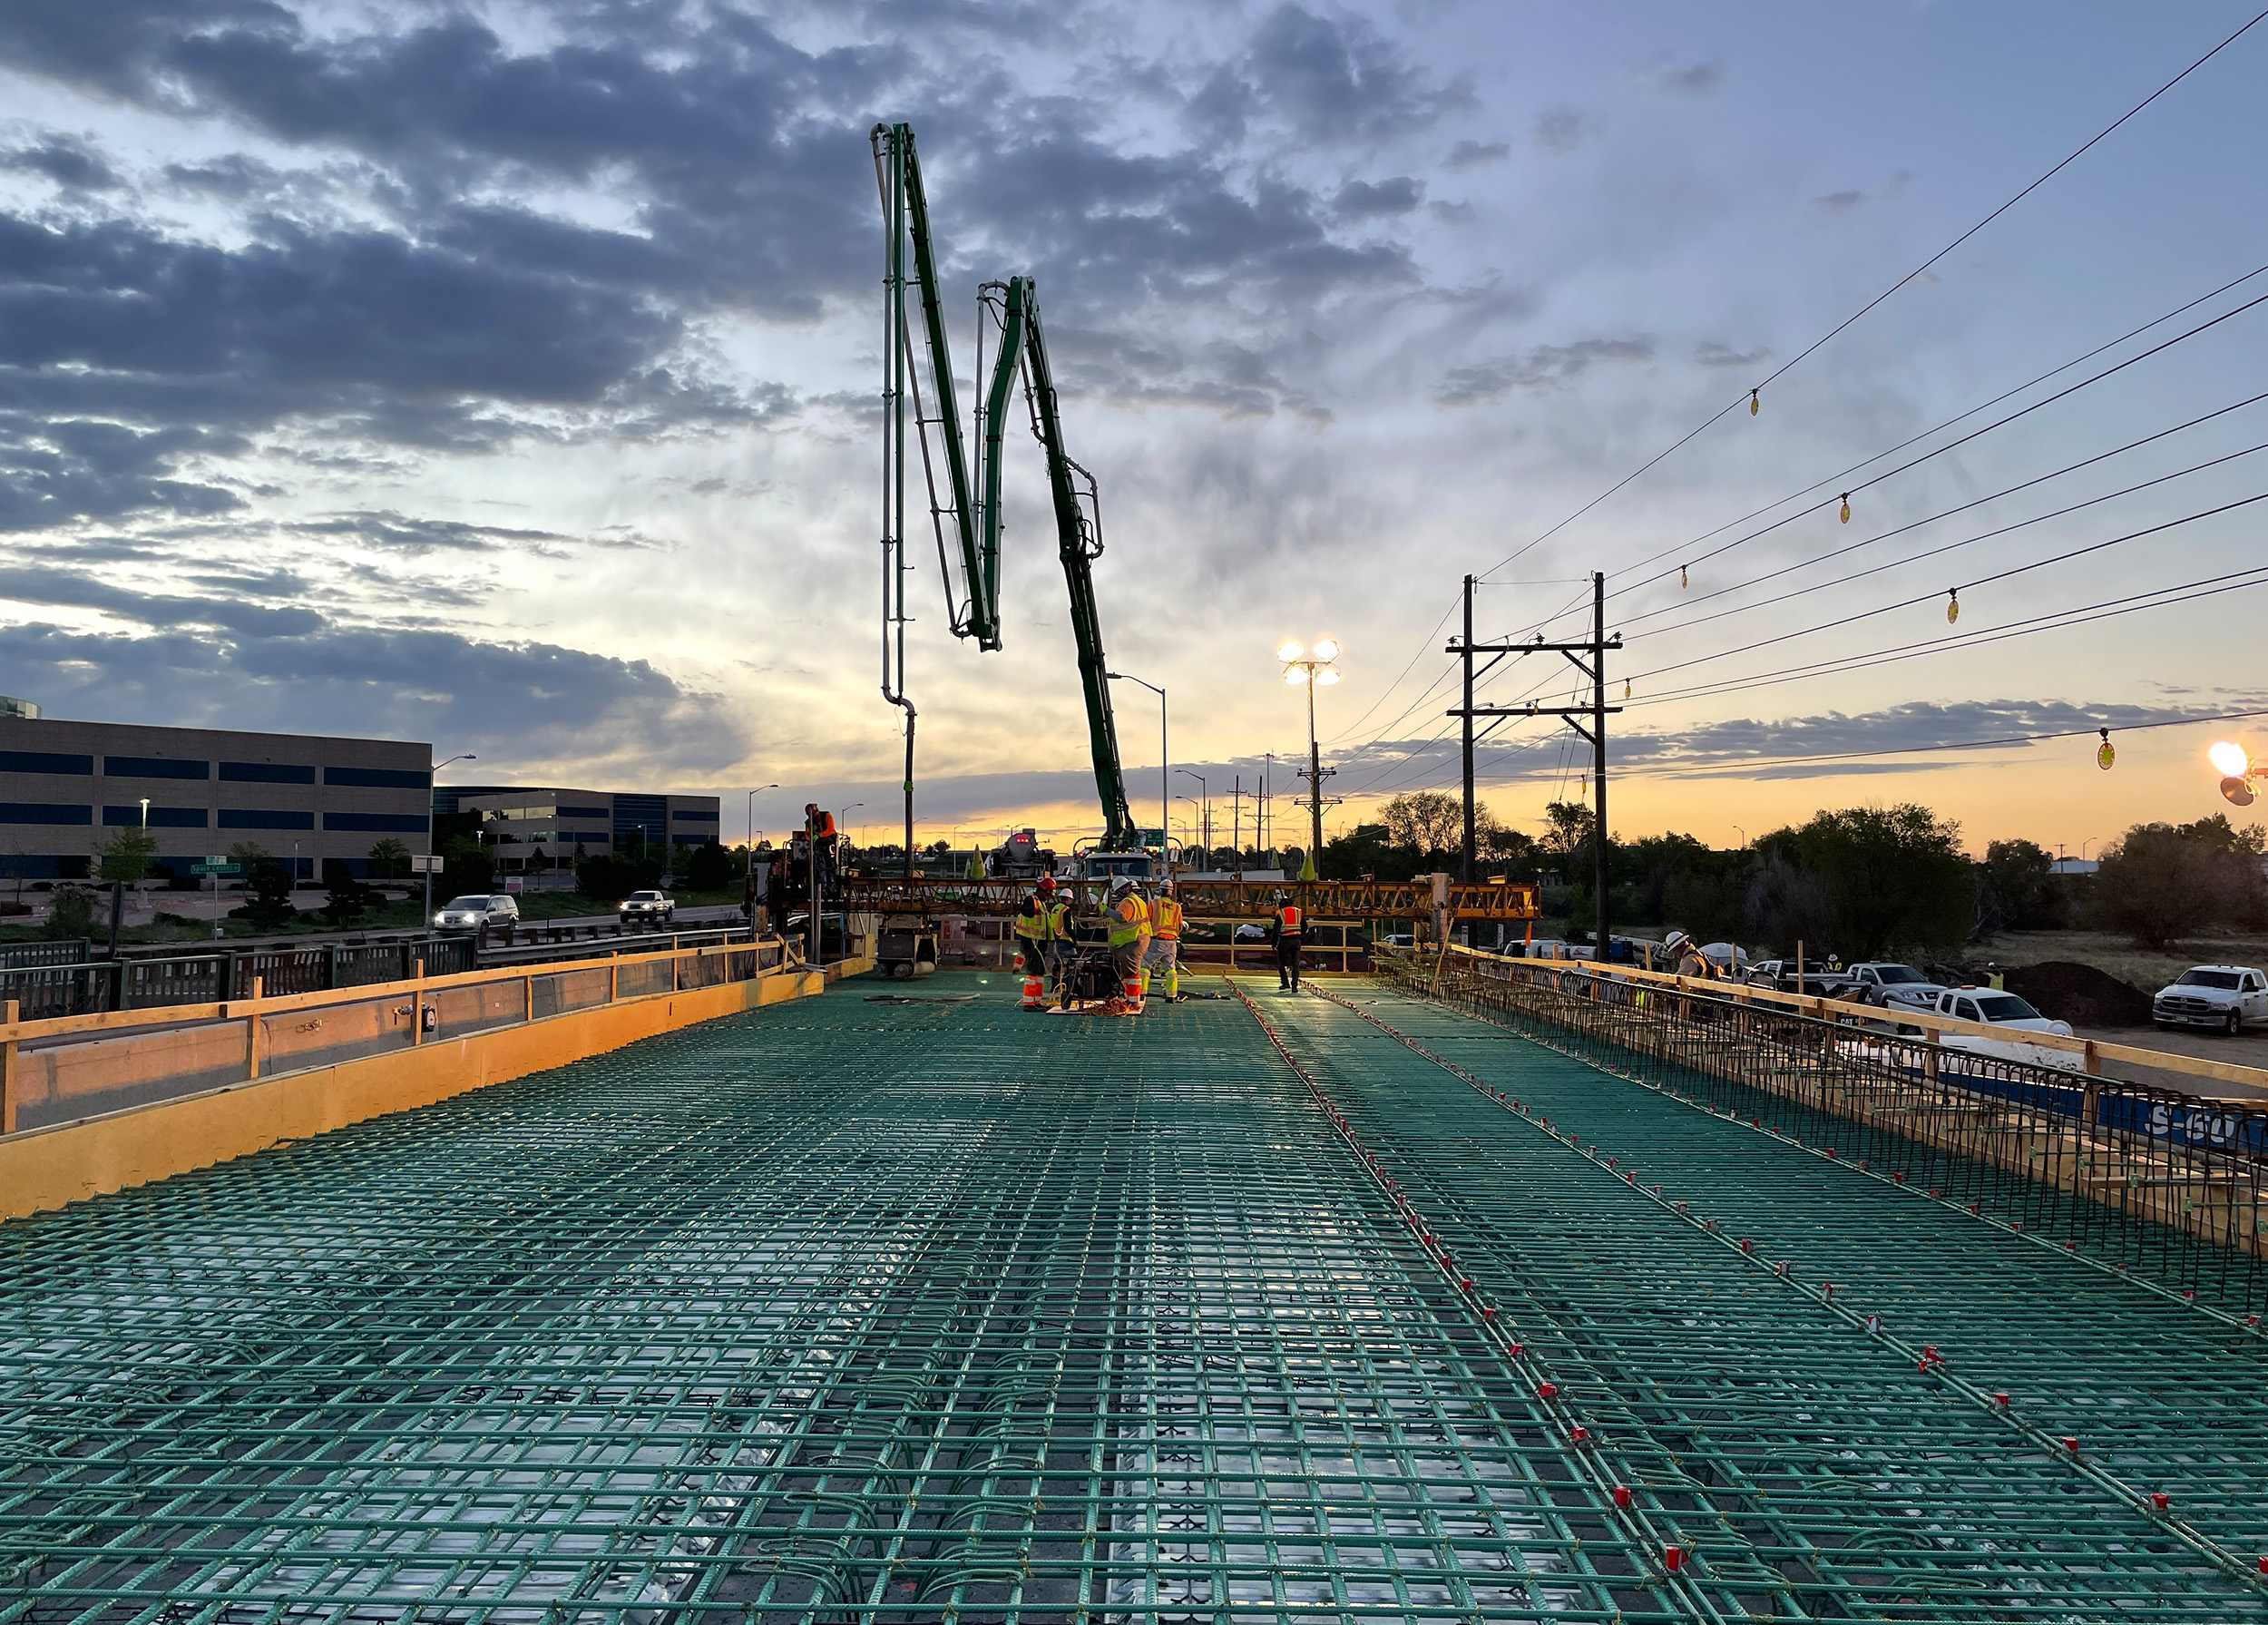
872;122;1142;863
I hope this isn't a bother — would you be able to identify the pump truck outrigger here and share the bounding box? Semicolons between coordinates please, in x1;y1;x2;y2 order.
872;122;1149;882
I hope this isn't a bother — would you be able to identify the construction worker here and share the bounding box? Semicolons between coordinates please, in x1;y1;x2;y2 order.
1042;876;1074;992
1014;878;1053;1007
1145;879;1183;1001
1107;876;1149;1005
1272;890;1304;992
804;803;839;896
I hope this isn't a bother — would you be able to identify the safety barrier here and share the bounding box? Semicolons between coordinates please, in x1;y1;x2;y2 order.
0;935;797;1138
0;937;480;1020
1385;945;2268;1313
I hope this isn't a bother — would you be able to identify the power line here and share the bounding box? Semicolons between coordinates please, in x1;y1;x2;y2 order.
1615;285;2268;602
1627;561;2268;708
1625;489;2268;686
1473;5;2268;587
1622;422;2268;646
1584;259;2268;600
1656;705;2268;778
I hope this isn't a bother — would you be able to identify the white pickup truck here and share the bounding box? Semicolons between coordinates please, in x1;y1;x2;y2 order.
2152;965;2268;1035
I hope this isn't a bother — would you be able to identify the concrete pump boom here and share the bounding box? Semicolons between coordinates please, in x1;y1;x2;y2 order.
873;121;1139;854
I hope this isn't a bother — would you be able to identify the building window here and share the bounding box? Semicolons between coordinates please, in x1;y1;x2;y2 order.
558;804;609;820
219;761;318;785
326;766;431;788
327;812;431;833
0;802;92;825
103;806;209;827
672;808;719;823
103;756;210;779
219;808;317;830
0;751;93;776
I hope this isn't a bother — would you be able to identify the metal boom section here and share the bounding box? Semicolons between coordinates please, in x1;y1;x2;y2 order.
873;122;1138;852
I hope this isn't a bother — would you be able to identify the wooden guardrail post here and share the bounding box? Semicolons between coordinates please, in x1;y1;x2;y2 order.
245;976;265;1080
1;999;16;1135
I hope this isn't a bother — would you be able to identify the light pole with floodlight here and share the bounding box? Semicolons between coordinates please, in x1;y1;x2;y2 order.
1277;639;1341;879
748;784;778;848
425;754;476;925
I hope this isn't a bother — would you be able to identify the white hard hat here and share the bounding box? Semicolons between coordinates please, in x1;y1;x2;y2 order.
1665;929;1691;950
1110;876;1134;893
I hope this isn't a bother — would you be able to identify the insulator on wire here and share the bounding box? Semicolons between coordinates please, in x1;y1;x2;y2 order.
1839;494;1851;524
1946;588;1960;624
1680;564;1688;588
2097;728;2115;770
1749;388;1759;416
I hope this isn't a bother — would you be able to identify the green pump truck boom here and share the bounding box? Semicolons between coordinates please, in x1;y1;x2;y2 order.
873;121;1141;857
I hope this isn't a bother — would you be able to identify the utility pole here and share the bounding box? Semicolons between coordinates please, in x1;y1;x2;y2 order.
1447;570;1620;958
1460;573;1476;886
1230;777;1243;871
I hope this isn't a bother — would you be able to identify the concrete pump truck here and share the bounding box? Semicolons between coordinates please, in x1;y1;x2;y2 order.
871;122;1157;894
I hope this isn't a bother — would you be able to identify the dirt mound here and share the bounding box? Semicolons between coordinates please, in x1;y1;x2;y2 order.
2003;960;2155;1028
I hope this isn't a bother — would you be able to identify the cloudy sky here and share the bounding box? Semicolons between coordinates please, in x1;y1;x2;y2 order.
5;0;2265;855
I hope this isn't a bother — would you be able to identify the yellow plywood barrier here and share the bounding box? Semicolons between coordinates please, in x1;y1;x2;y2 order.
0;959;838;1223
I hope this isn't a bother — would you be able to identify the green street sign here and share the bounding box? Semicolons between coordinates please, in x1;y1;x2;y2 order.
190;861;241;876
1137;828;1166;847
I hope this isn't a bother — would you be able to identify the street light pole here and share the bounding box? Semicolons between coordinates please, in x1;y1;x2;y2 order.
1277;640;1340;880
427;753;476;925
748;784;778;848
1175;770;1207;860
1106;672;1168;848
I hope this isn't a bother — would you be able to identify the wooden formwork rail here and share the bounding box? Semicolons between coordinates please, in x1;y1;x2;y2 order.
841;875;1540;922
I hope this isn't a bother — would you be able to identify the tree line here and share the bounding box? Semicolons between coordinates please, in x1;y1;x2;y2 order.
1311;788;2266;959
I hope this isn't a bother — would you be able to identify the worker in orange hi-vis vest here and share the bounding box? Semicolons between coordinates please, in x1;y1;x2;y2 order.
1271;890;1305;992
1144;880;1183;1001
1107;876;1150;1005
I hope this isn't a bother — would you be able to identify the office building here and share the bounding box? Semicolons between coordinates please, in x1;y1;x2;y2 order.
0;714;431;880
437;786;721;876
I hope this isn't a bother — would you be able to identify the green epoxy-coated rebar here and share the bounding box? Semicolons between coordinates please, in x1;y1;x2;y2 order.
3;975;2264;1622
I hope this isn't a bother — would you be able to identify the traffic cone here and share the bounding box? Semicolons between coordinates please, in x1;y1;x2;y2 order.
1122;973;1144;1006
1022;973;1043;1010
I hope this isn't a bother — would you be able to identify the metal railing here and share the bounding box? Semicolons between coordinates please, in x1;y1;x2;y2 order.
1385;945;2268;1315
0;938;481;1021
3;935;803;1135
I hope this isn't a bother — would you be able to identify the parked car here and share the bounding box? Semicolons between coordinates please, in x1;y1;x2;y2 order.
2152;965;2268;1034
1923;986;2081;1072
618;888;677;927
1697;942;1752;979
1843;961;1950;1012
433;893;519;934
1746;959;1856;997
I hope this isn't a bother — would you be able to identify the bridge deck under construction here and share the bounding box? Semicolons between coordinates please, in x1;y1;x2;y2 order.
5;975;2267;1621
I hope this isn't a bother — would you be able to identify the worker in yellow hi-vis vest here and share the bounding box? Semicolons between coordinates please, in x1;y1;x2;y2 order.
1107;876;1149;1005
1042;880;1073;994
1144;880;1183;1001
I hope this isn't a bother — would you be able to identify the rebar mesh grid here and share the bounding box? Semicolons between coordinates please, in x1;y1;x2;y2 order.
1387;951;2268;1313
4;989;1672;1623
1258;980;2268;1618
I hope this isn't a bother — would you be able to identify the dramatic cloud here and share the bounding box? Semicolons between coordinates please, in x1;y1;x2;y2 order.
1434;338;1655;406
1531;105;1596;156
1649;59;1725;98
0;620;748;776
1442;139;1510;171
0;130;122;190
1332;176;1424;218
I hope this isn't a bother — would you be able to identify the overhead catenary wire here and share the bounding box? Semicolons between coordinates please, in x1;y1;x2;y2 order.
1475;5;2268;589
